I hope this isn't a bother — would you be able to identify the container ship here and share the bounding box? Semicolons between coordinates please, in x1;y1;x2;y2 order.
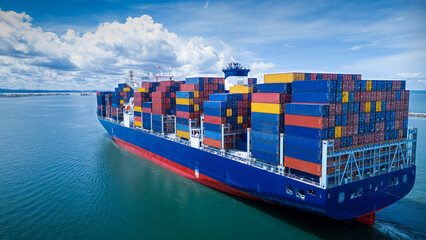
96;63;417;225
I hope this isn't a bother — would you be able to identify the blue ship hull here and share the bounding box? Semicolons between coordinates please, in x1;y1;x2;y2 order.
99;118;416;221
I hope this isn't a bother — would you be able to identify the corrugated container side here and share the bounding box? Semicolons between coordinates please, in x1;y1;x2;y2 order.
284;135;322;152
292;91;335;103
284;156;321;176
251;149;279;165
285;114;328;129
251;112;285;124
285;103;329;117
252;139;279;154
251;130;280;143
284;146;322;164
251;121;284;134
285;125;327;140
257;83;292;93
292;80;336;92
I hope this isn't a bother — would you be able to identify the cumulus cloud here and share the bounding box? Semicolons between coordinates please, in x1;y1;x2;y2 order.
0;9;233;90
249;62;275;83
395;72;423;78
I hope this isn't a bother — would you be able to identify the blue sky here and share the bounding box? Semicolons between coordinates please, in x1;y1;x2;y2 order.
0;0;425;90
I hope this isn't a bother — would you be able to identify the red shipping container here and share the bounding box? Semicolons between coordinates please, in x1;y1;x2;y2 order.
152;108;167;115
285;114;328;129
329;103;336;116
176;111;197;118
328;116;336;127
353;135;359;146
204;115;227;124
341;126;347;137
353;124;359;135
135;116;142;122
204;137;222;149
371;91;376;101
334;138;341;149
365;113;371;123
252;93;284;103
336;103;342;115
284;156;321;176
159;80;175;87
349;80;355;91
353;91;359;102
142;107;151;113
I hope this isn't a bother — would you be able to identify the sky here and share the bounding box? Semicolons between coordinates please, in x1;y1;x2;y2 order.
0;0;425;90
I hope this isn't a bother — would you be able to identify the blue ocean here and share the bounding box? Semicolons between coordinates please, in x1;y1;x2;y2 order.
0;91;425;239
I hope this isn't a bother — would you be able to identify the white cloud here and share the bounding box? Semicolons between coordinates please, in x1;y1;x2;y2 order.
350;42;377;51
396;72;423;78
249;61;275;83
417;80;426;85
203;1;209;10
0;9;233;90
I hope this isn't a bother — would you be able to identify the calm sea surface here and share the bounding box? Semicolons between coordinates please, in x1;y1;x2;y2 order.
0;92;425;240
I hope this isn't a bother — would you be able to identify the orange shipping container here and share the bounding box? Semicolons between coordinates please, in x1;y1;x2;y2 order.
285;114;327;129
284;156;321;176
204;137;222;149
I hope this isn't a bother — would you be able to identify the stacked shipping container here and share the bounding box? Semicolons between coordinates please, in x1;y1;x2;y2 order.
203;93;251;149
151;80;181;133
175;77;226;139
134;82;158;127
250;83;292;165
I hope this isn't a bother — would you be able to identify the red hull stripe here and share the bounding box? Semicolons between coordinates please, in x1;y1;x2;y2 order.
113;137;262;201
354;206;387;225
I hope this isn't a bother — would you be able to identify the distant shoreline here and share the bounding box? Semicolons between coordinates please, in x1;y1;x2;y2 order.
409;113;426;118
0;93;93;97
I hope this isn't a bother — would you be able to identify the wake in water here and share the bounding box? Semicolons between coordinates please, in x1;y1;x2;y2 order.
374;219;425;240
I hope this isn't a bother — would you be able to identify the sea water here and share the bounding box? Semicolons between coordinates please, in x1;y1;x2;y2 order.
0;93;425;240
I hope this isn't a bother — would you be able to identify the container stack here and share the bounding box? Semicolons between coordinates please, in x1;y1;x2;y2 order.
151;80;181;133
284;103;330;176
203;93;251;149
250;83;292;165
283;78;409;177
180;77;226;104
142;102;152;130
96;92;107;118
175;77;226;139
134;82;158;128
109;83;134;121
175;91;200;139
105;93;112;118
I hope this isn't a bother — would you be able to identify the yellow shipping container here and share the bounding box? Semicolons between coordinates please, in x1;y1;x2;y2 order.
120;100;124;104
138;88;149;93
237;116;243;124
342;91;349;103
264;73;305;83
194;104;199;112
194;91;199;98
227;109;232;117
365;102;371;113
123;87;130;92
176;98;194;105
367;81;372;91
177;130;189;139
135;121;142;127
251;102;283;114
335;126;341;138
230;85;253;94
376;101;381;112
134;106;142;112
